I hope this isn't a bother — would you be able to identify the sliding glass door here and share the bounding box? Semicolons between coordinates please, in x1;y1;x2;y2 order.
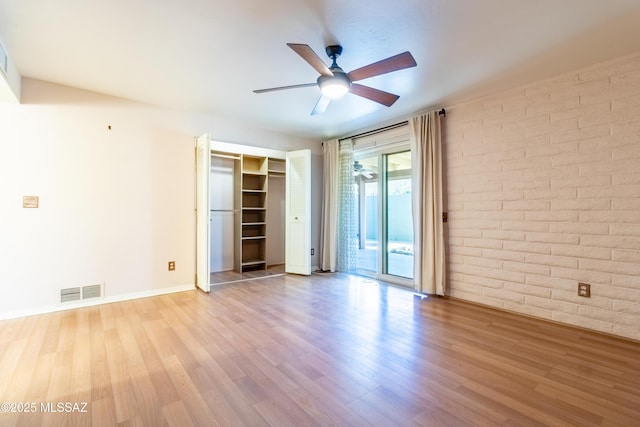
354;155;378;276
384;151;413;279
355;148;414;286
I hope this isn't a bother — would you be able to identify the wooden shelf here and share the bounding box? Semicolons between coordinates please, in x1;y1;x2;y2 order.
241;238;265;263
242;174;266;191
242;224;266;238
268;158;286;174
241;260;266;266
242;191;266;209
241;260;267;272
242;210;265;223
242;155;267;174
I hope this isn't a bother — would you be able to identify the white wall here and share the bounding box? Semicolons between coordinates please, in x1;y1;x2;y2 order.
444;52;640;340
0;78;320;317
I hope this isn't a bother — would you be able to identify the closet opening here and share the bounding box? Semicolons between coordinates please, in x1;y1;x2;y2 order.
210;151;286;285
195;136;311;291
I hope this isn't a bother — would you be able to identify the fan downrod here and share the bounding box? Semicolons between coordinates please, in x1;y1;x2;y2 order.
325;45;343;61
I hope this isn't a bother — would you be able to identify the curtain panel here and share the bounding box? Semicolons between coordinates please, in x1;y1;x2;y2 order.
320;139;339;272
410;111;446;295
319;139;357;272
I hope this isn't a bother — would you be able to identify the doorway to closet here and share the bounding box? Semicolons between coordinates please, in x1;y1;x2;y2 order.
209;151;286;285
195;136;311;292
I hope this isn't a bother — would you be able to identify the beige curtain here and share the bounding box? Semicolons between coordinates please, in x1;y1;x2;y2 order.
410;111;446;295
319;139;339;271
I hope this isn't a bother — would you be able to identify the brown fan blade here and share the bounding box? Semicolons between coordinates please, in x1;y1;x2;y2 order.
350;83;399;107
348;51;416;82
287;43;333;77
311;95;331;115
253;83;317;94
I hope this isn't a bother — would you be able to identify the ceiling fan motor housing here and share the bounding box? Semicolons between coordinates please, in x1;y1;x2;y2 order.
317;70;351;90
325;45;343;60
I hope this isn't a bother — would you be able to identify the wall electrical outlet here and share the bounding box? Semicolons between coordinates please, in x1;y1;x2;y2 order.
578;282;591;298
311;248;314;256
168;261;176;271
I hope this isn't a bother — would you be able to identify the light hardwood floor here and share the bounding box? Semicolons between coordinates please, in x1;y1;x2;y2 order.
210;264;286;286
0;273;638;426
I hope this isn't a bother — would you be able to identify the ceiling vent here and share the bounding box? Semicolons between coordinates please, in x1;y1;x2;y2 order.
60;283;103;303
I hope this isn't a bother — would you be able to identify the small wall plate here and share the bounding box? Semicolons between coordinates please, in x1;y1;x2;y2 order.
23;196;39;208
578;282;591;298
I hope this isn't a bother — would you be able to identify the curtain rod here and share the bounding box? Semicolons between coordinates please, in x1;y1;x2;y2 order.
339;121;407;142
336;108;445;142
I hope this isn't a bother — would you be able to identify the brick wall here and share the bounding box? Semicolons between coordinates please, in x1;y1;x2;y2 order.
444;52;640;340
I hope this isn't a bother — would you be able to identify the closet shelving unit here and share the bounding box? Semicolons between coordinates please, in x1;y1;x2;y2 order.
240;155;268;271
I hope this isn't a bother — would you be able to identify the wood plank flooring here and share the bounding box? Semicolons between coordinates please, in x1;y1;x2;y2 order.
210;264;286;286
0;273;638;426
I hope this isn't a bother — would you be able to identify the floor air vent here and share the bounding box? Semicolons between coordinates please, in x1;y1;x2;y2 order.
60;287;81;303
60;283;103;303
82;284;102;299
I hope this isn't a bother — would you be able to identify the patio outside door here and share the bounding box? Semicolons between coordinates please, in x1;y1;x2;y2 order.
354;149;414;286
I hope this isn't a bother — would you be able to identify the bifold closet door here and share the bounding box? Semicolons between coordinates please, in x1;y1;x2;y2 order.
285;149;311;275
195;134;211;292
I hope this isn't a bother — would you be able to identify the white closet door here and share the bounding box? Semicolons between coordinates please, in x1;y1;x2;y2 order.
285;149;311;275
195;134;210;292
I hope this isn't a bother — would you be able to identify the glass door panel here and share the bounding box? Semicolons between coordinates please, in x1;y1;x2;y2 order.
384;151;413;279
354;149;414;283
354;155;378;276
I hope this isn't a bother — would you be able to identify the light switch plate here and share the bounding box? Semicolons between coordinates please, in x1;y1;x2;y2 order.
23;196;39;208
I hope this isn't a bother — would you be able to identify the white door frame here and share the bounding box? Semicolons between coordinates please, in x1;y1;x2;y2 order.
195;138;312;289
195;134;211;292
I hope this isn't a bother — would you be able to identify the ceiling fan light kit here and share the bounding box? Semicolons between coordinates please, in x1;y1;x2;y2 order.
253;43;416;115
318;73;350;99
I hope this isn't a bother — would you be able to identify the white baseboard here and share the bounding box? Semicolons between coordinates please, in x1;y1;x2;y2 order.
0;284;195;321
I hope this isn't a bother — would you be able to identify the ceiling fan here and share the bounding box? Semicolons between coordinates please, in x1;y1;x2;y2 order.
253;43;417;115
353;160;374;179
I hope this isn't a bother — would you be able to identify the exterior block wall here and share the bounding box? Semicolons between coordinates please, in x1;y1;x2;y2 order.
444;52;640;340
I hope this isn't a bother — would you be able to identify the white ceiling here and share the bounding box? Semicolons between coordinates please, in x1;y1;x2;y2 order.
2;0;640;139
